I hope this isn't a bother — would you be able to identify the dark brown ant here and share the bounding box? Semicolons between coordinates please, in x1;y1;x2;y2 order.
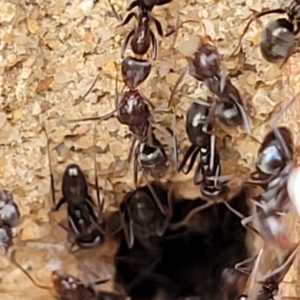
10;249;128;300
52;270;127;300
170;35;251;135
119;182;171;249
134;133;169;186
109;0;172;59
69;64;153;141
230;1;300;65
43;126;105;251
68;63;177;183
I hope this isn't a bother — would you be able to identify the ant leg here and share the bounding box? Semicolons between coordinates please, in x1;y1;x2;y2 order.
117;12;137;27
234;100;252;135
271;91;300;161
54;198;66;211
73;72;101;106
168;66;188;108
133;142;141;188
224;202;260;236
209;135;216;172
194;159;204;185
256;244;299;284
191;97;211;107
145;179;168;217
169;200;225;231
202;102;217;134
235;256;257;274
156;0;172;6
229;8;286;57
126;0;138;11
171;105;179;170
42;124;56;206
127;137;136;163
178;145;198;173
119;209;135;249
93;122;103;223
241;213;258;227
150;30;158;60
121;29;135;59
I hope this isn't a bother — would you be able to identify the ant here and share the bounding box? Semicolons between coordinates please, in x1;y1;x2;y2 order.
134;133;169;187
230;1;300;66
169;35;251;135
178;99;230;199
237;92;300;249
126;0;172;12
238;244;299;300
68;63;177;185
10;249;128;300
43;125;105;251
109;0;173;59
119;182;171;249
0;190;20;253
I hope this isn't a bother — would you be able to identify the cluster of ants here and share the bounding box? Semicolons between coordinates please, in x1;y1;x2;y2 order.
3;1;300;300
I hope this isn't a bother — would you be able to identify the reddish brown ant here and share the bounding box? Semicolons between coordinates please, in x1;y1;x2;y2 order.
10;249;128;300
230;1;300;66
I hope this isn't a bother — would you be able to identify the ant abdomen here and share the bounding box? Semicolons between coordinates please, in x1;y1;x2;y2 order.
122;56;152;89
260;18;294;63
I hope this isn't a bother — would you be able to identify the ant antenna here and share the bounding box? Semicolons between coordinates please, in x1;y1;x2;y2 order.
42;124;56;206
10;249;53;291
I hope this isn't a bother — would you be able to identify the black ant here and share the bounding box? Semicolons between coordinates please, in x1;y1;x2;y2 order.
119;182;171;249
43;125;105;251
178;100;230;199
230;1;300;65
170;35;251;135
238;244;299;300
238;92;300;249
